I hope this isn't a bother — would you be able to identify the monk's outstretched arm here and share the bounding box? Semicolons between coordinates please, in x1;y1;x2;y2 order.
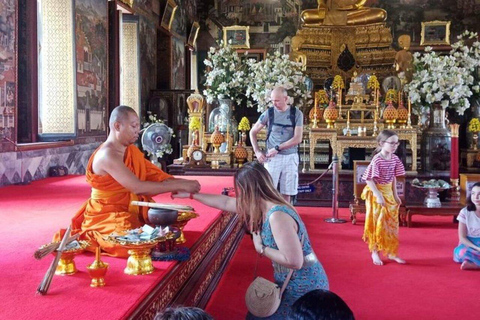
99;149;200;196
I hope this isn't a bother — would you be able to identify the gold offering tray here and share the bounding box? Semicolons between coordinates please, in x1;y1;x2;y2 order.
105;232;175;248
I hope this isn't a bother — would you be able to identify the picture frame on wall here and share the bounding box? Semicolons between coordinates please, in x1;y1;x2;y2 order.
161;0;178;31
236;49;266;63
420;20;451;46
223;25;250;49
460;173;480;205
171;36;186;90
187;21;200;47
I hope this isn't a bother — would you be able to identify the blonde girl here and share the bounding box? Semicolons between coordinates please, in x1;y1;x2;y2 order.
361;130;406;265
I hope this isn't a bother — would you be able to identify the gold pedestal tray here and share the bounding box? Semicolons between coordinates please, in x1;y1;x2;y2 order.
39;240;90;276
173;211;199;244
105;233;172;275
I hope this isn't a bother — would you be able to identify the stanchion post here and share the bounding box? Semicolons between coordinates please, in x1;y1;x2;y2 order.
325;155;346;223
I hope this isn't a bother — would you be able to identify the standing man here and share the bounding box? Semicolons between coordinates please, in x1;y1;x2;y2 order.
250;87;304;202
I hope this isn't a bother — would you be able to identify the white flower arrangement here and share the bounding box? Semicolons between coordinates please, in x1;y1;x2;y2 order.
142;111;174;159
405;30;480;115
244;51;312;113
203;41;248;106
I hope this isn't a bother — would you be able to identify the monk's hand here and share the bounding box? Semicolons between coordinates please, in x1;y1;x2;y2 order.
181;179;201;194
171;191;190;199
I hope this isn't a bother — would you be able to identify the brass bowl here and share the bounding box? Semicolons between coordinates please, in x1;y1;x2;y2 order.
173;211;199;244
39;240;90;276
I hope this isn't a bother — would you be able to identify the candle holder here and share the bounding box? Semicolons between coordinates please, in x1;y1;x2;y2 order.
406;112;413;129
87;247;109;287
449;178;460;203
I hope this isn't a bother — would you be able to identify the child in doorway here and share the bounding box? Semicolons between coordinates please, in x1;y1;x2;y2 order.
361;129;406;266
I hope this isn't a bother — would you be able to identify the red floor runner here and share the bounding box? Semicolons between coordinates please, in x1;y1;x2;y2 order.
0;175;233;320
206;207;478;320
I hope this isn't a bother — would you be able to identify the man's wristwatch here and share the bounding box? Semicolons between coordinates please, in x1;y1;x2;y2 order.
274;145;280;152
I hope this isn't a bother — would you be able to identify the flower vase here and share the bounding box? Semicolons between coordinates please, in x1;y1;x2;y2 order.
421;102;451;173
209;99;232;133
473;132;478;150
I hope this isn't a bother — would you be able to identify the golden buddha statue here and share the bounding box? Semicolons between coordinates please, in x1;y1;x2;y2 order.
395;35;413;82
301;0;387;27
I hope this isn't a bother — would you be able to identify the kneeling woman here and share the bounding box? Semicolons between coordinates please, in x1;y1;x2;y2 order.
454;182;480;270
173;162;329;319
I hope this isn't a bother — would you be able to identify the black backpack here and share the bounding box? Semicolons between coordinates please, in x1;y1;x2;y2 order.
266;106;297;141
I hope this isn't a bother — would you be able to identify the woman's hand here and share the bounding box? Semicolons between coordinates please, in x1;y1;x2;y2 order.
171;191;191;199
252;232;263;254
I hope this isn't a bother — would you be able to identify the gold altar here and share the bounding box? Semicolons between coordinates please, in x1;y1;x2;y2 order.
309;127;417;172
292;1;396;85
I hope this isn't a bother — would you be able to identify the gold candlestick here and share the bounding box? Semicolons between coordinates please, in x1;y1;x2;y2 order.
407;99;413;128
87;247;109;287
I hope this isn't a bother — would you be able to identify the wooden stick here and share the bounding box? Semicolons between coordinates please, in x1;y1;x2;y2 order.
130;201;194;212
37;226;72;295
33;234;79;260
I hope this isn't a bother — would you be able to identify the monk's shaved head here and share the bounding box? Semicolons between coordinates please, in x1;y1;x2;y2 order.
109;105;137;128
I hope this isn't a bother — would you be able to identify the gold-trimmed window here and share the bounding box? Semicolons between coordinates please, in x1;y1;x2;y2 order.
37;0;76;137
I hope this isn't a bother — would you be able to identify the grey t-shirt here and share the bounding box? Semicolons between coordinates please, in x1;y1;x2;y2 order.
258;106;303;155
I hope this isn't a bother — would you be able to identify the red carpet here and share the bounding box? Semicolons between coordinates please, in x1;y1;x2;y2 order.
0;175;233;320
206;207;478;320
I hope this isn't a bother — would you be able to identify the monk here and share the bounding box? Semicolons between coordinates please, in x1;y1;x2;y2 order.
54;105;201;257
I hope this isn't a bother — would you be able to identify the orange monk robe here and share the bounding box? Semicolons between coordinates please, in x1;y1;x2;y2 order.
54;144;173;258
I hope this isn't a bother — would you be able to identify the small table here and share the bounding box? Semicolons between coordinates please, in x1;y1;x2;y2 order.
404;203;463;227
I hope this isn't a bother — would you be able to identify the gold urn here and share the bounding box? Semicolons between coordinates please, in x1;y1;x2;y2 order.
323;101;338;129
234;141;248;167
309;105;323;127
383;102;398;129
396;102;408;128
173;211;199;244
210;126;225;153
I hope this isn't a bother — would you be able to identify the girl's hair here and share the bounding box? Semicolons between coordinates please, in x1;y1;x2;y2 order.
233;161;293;232
466;182;480;211
373;129;398;155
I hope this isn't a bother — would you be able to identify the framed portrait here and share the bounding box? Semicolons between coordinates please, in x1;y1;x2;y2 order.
161;0;178;31
223;25;250;49
171;36;185;90
187;21;200;47
460;174;480;205
236;49;266;63
420;20;451;46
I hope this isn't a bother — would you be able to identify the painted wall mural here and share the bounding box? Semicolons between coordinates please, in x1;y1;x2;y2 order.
139;16;157;111
204;1;480;50
0;0;16;143
75;0;107;134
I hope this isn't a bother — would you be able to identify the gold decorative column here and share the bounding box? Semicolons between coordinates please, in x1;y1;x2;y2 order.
187;90;206;148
